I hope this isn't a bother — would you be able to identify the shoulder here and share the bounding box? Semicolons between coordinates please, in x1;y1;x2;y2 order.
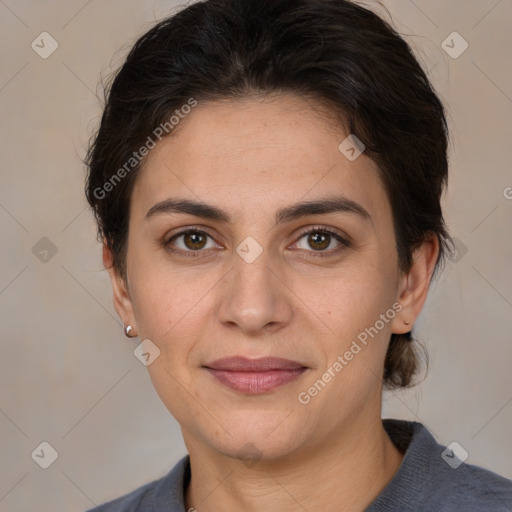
368;420;512;511
84;478;157;512
84;455;190;512
442;461;512;510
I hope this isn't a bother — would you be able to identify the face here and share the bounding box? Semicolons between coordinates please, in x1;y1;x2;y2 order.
108;94;432;462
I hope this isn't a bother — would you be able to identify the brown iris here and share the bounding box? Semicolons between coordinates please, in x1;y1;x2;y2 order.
184;231;207;250
308;232;330;251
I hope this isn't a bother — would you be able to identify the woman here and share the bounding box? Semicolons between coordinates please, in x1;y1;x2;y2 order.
84;0;512;510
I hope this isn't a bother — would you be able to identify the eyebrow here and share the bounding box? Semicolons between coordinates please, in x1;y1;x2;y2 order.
145;196;371;225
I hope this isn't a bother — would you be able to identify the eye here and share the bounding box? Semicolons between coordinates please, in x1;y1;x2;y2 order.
165;229;219;256
163;226;350;259
292;227;350;255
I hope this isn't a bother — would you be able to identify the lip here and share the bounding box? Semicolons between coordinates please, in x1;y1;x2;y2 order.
205;356;305;372
203;356;308;394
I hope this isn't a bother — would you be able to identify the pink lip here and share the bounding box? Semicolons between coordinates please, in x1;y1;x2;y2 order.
203;357;307;394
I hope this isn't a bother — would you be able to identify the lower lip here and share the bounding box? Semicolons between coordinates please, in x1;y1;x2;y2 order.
205;368;307;393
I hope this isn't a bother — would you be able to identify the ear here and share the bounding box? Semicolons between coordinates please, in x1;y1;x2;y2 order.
103;241;136;333
391;233;439;334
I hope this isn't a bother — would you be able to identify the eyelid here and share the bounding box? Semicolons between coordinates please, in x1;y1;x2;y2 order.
164;224;218;240
294;224;349;241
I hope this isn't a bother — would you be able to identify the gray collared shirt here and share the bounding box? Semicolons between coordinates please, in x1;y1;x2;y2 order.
86;420;512;511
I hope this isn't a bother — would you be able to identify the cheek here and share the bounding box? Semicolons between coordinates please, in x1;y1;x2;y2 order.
298;260;399;375
311;259;397;322
127;255;221;360
128;267;203;419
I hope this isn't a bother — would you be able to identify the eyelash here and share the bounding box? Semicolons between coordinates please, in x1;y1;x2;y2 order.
163;225;351;259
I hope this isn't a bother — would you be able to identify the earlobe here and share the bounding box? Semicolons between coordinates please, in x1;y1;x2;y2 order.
391;234;439;334
103;241;137;334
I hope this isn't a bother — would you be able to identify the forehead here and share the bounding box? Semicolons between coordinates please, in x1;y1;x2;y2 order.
132;94;389;221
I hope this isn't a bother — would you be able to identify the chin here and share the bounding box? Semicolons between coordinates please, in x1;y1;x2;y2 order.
193;411;309;464
212;434;301;465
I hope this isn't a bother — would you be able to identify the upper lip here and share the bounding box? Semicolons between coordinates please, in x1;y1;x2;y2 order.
204;356;306;372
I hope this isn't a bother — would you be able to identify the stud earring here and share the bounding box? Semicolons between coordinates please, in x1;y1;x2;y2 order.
404;320;410;326
124;325;136;338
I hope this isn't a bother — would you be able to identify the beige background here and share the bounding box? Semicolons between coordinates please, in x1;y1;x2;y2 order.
1;0;511;510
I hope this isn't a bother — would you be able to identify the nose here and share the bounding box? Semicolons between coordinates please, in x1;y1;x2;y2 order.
216;244;293;335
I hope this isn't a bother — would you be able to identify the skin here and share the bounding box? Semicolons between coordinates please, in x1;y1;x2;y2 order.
104;93;439;512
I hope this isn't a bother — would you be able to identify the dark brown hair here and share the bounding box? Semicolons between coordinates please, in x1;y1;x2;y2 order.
85;0;451;389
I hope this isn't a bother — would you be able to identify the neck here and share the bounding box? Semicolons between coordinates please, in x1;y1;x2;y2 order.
184;416;404;512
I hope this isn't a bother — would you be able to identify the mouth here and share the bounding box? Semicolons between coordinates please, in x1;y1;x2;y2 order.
202;356;308;394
